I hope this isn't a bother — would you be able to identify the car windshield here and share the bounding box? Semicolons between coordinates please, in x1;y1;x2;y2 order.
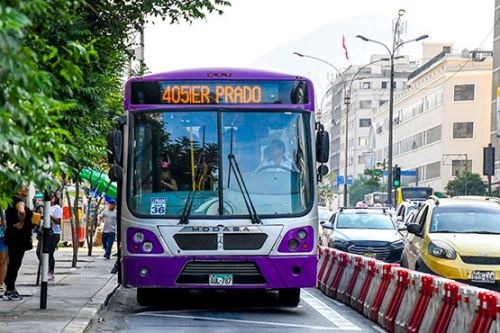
127;110;313;217
430;205;500;234
336;213;395;230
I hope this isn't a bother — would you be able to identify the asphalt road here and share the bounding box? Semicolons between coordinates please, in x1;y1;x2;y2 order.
88;287;384;332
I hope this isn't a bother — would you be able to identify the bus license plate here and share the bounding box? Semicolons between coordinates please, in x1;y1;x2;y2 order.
363;253;377;258
209;274;233;286
471;271;496;284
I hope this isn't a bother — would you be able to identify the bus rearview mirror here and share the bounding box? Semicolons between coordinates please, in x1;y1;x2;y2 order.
108;164;123;182
316;130;330;163
107;130;123;165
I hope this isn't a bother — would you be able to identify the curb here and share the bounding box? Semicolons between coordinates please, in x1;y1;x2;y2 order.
63;276;119;333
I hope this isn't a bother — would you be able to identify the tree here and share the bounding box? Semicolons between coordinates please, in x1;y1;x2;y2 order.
2;0;231;266
0;0;231;208
347;169;384;206
445;172;486;197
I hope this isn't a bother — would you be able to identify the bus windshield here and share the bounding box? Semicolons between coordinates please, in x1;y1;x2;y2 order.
127;110;312;218
402;187;432;201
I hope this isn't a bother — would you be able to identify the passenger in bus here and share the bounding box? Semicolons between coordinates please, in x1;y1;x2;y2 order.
160;169;178;191
256;139;297;172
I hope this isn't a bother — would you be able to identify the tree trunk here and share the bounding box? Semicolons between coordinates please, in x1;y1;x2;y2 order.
72;181;81;268
86;194;93;256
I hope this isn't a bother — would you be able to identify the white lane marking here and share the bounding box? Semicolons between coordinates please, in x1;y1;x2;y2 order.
136;312;335;330
301;290;361;331
372;325;387;333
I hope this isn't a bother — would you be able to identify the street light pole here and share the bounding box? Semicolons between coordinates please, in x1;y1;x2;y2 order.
357;9;428;208
293;52;351;206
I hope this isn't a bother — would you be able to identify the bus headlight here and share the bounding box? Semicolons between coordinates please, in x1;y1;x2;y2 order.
297;229;308;240
142;242;153;253
133;232;145;243
288;239;300;251
139;267;149;277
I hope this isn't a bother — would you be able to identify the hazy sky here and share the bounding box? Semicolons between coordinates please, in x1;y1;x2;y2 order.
144;0;494;76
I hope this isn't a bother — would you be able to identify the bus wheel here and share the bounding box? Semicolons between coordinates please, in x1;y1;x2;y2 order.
137;288;155;306
278;288;300;307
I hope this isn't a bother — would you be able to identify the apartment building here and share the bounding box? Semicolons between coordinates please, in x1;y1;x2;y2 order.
320;55;418;204
372;45;492;192
491;0;500;182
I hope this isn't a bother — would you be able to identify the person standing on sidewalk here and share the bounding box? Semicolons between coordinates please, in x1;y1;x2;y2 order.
0;209;8;292
100;200;117;259
48;196;62;281
3;185;33;301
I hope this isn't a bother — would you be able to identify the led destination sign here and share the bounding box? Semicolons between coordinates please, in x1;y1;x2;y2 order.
130;80;308;105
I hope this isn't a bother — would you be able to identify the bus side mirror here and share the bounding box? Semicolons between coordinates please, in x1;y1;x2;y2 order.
316;127;330;163
108;164;123;182
107;130;123;165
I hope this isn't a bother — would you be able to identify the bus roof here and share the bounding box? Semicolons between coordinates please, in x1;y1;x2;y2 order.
124;67;315;111
127;67;311;82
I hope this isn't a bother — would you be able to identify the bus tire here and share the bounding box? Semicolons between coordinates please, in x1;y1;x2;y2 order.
278;288;300;307
137;288;155;306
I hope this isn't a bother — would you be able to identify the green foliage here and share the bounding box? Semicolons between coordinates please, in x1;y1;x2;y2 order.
445;172;486;197
348;173;383;206
0;0;230;207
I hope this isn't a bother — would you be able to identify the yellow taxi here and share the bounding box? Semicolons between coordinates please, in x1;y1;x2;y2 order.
402;196;500;287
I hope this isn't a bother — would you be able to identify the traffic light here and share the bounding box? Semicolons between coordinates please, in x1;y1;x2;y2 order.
393;166;401;188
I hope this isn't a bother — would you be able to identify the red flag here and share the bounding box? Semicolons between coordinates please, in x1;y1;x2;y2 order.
342;35;350;61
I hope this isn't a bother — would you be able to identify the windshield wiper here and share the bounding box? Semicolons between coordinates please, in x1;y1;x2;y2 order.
179;126;206;225
227;127;261;224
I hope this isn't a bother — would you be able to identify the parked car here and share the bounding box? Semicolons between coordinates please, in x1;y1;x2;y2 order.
321;207;405;263
402;196;500;287
396;200;422;225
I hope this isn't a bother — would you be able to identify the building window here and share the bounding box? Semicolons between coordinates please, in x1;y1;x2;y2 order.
358;155;366;164
451;160;472;176
454;84;475;101
426;161;441;179
358;137;368;147
426;125;441;145
379;100;388;107
359;118;372;127
359;100;372;109
381;81;388;89
362;82;371;89
452;122;474;139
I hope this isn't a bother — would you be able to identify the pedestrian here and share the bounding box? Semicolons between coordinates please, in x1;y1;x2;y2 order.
48;196;62;281
100;200;117;259
0;209;8;292
3;184;33;301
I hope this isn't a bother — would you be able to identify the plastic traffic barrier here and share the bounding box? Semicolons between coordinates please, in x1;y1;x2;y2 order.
417;278;449;333
340;256;364;304
369;263;398;321
318;249;336;292
394;271;426;333
432;281;460;333
351;259;377;312
326;252;349;299
471;291;498;333
381;268;410;333
316;247;500;333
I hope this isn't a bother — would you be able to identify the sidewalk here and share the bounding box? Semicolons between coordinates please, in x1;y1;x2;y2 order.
0;244;118;333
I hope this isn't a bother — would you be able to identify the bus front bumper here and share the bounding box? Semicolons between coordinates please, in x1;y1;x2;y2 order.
122;255;317;289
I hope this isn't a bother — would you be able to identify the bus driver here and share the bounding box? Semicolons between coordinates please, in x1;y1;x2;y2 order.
256;139;297;172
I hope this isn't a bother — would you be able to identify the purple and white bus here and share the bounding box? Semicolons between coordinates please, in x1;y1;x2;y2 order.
108;68;330;306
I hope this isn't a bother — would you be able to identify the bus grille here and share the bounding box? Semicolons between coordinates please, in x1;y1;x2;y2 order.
173;233;267;251
462;256;500;265
176;261;266;284
223;233;268;250
174;234;217;250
